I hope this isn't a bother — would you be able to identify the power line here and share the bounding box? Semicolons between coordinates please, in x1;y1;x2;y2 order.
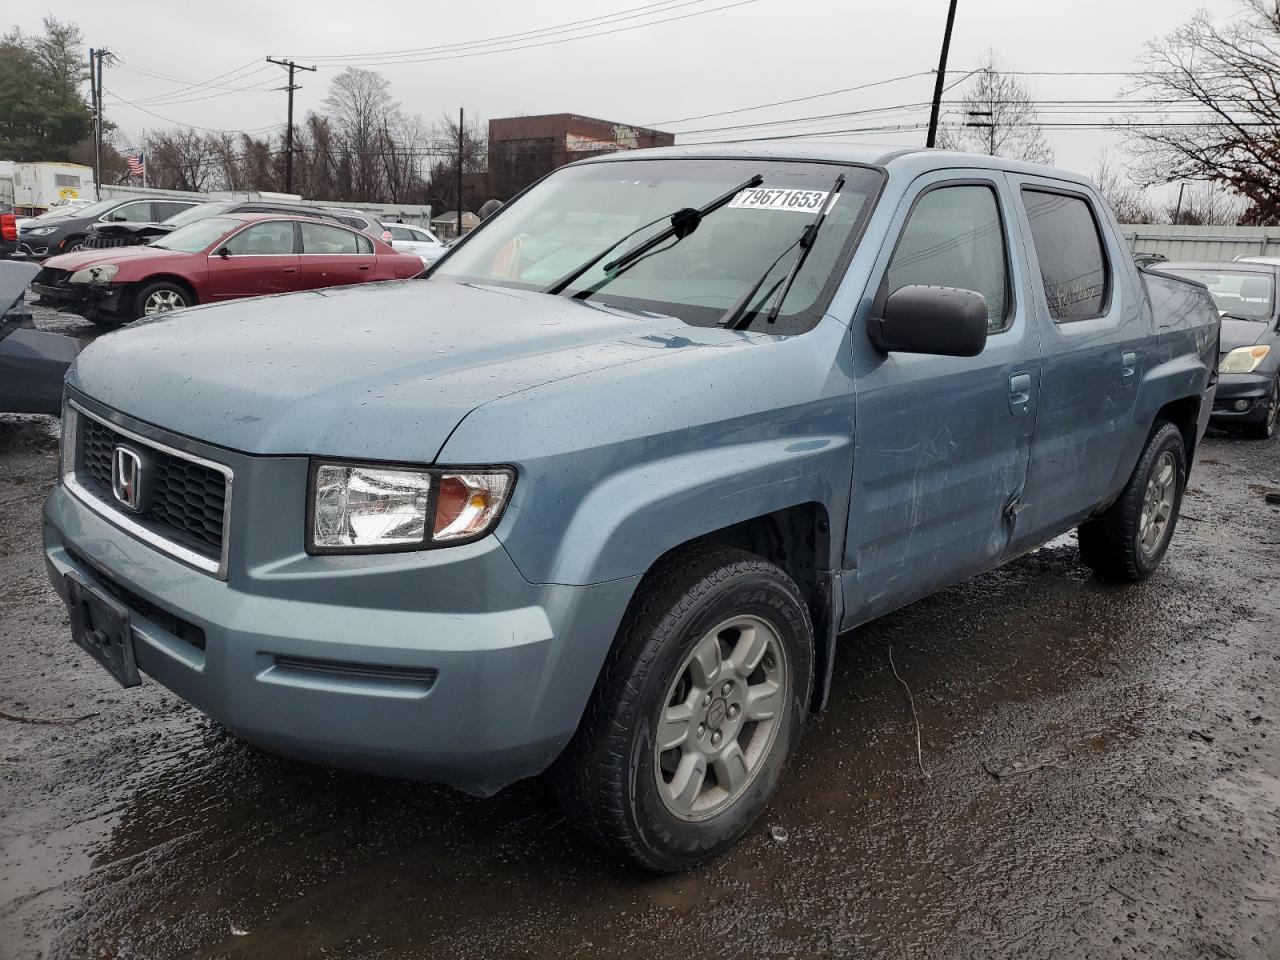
287;0;713;61
291;0;761;68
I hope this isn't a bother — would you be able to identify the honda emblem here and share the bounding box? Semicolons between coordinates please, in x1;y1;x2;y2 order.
111;446;143;512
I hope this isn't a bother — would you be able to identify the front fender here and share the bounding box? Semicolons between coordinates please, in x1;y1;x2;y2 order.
531;434;851;585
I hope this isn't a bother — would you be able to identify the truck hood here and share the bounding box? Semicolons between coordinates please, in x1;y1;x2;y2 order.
1220;316;1272;353
70;279;723;462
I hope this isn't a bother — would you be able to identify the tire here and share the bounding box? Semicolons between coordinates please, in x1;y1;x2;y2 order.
133;280;194;320
557;546;814;872
1078;421;1186;581
62;235;85;253
1242;377;1278;440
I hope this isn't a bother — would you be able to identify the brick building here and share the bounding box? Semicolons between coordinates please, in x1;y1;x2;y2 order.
483;113;674;201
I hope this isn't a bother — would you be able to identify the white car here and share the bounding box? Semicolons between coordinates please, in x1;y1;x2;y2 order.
383;222;449;265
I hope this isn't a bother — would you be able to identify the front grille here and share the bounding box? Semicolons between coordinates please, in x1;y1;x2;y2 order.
79;415;229;558
82;234;142;249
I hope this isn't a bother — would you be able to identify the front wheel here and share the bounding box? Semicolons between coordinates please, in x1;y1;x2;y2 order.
1078;421;1187;581
133;280;193;320
1242;376;1278;440
558;547;814;872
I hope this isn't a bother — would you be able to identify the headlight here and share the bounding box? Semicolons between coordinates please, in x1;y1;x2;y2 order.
308;461;514;553
68;264;119;284
24;226;56;236
1220;344;1271;374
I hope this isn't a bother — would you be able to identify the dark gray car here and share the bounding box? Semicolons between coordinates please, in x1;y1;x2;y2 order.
15;197;202;260
1158;260;1280;438
0;261;80;414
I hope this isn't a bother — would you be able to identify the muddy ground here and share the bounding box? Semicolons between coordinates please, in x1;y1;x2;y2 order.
1;307;1277;960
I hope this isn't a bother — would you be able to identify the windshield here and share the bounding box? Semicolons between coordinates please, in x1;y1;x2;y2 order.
1164;268;1275;320
162;201;224;227
434;158;882;332
150;217;240;253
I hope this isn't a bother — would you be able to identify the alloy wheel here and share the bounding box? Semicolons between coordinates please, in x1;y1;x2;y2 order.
1138;450;1177;557
143;290;186;315
653;615;788;821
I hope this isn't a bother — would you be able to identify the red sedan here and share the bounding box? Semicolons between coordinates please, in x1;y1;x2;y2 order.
30;213;425;327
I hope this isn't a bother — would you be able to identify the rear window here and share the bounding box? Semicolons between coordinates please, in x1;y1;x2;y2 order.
1022;189;1110;322
1161;268;1275;320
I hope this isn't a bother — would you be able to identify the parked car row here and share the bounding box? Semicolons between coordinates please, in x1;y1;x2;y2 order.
31;212;425;327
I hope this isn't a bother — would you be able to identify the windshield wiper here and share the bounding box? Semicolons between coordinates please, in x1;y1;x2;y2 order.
720;173;845;331
542;174;762;297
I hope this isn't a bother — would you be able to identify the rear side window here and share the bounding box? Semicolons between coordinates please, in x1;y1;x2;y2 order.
153;201;196;221
885;184;1011;333
1022;189;1110;322
301;221;366;254
387;225;416;241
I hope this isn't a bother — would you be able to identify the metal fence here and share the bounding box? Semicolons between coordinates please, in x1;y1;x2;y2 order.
1120;224;1280;262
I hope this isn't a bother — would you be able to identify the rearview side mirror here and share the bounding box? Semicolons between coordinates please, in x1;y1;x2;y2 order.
215;246;230;259
871;284;989;357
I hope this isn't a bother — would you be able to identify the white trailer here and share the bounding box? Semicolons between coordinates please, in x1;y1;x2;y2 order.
11;162;97;213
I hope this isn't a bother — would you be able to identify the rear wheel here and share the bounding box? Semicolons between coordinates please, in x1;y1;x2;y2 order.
1242;376;1278;440
558;546;814;872
1078;421;1186;581
133;280;193;320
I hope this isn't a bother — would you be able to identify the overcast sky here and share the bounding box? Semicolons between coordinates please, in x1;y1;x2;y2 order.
11;0;1241;199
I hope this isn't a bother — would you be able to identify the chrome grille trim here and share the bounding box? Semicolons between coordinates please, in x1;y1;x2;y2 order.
63;400;235;579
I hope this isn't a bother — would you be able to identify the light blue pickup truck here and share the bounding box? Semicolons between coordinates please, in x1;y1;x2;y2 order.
44;144;1219;871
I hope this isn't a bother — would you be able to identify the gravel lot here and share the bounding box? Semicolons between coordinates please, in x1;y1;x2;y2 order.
1;304;1277;959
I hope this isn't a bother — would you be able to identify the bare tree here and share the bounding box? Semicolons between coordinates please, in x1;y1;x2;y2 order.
321;67;397;200
426;110;487;212
1092;150;1157;223
1166;182;1249;225
936;52;1054;164
143;129;214;191
1126;0;1280;224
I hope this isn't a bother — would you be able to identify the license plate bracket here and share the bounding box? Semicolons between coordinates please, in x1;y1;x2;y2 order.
66;572;140;688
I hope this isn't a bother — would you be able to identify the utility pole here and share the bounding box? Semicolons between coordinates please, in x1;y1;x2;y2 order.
926;0;959;148
1173;182;1187;224
457;107;464;238
89;47;110;195
266;57;316;194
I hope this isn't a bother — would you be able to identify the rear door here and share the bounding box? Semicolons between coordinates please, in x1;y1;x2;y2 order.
843;170;1043;624
1004;178;1143;547
204;220;302;300
299;222;376;288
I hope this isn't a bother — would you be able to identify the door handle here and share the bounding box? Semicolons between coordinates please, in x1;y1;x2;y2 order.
357;264;371;271
1122;350;1138;380
283;267;298;273
1008;372;1033;415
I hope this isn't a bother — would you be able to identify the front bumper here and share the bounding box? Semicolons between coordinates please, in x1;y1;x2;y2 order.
42;401;638;795
30;280;126;319
1211;371;1275;423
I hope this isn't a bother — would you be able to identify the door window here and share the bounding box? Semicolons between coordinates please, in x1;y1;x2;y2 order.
1021;190;1110;322
225;221;297;255
885;184;1011;333
301;222;366;254
104;201;154;223
387;225;418;242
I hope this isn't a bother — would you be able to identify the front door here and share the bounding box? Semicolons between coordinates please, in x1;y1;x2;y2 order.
205;220;302;300
298;222;376;289
843;171;1042;626
1004;177;1142;548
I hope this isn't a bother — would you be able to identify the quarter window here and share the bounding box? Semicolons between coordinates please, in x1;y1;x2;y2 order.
885;184;1010;333
1022;189;1110;322
225;221;296;255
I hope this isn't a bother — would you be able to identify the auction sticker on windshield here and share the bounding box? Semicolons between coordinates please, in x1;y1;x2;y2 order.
729;187;838;213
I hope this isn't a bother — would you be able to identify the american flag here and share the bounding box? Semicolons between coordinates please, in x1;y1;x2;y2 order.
126;153;145;178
